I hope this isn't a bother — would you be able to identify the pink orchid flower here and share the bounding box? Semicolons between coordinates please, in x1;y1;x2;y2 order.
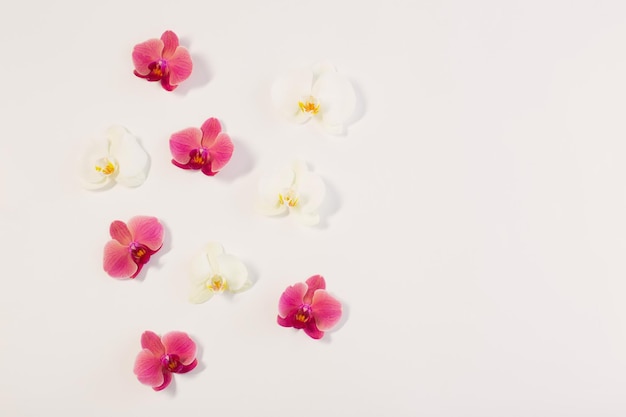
169;117;234;176
277;275;342;339
133;330;198;391
103;216;163;279
132;30;192;91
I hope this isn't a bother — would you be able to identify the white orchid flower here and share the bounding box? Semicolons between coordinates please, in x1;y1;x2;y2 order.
256;161;326;226
80;126;150;190
271;63;356;135
189;243;250;304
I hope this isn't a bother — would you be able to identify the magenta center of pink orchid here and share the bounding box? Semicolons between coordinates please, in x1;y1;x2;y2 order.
188;148;210;169
160;353;184;373
129;242;152;265
294;304;313;325
146;59;168;81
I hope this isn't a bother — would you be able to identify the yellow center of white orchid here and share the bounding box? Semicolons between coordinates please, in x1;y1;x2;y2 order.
206;275;227;292
298;95;320;115
278;189;299;207
94;158;117;176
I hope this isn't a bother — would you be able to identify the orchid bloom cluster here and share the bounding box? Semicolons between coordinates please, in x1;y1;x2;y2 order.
134;331;198;391
271;63;357;134
256;160;326;226
277;275;342;339
81;30;357;392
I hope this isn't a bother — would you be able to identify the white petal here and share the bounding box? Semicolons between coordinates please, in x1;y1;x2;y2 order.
189;286;215;304
312;71;356;134
292;209;320;226
108;127;149;188
216;253;249;292
204;242;224;273
312;61;337;78
297;172;325;213
271;68;315;124
190;251;214;285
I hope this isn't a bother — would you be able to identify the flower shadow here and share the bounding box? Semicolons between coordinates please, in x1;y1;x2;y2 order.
314;176;341;230
174;52;213;96
346;78;366;127
217;137;255;183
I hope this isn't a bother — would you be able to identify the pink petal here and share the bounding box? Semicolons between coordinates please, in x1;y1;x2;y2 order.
179;358;198;374
160;74;176;92
132;38;164;76
134;350;164;387
200;118;222;147
208;132;234;173
153;370;172;391
303;274;326;304
303;321;324;339
160;30;179;60
311;289;342;331
103;240;137;279
162;331;196;365
169;128;202;164
167;47;193;86
278;282;307;318
277;314;296;328
109;221;132;245
141;331;165;356
127;216;163;251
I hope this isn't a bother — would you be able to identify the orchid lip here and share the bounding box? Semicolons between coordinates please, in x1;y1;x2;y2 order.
129;242;153;265
295;304;312;323
160;353;184;373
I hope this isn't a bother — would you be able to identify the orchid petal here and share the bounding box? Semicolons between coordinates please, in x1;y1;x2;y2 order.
167;47;193;86
134;350;164;387
160;30;179;60
109;220;132;245
189;285;215;304
303;275;326;303
295;171;325;213
208;132;234;173
277;314;295;328
312;70;356;134
108;127;149;188
204;242;224;274
127;216;163;251
291;209;320;226
271;68;315;123
162;331;196;365
200;118;222;147
311;289;342;331
179;359;198;374
169;128;202;164
216;253;248;291
278;282;307;318
132;38;164;76
190;251;215;285
153;370;172;391
140;331;165;356
303;321;324;339
103;240;137;278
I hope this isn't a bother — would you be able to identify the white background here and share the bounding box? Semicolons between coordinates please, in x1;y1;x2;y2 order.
2;0;626;415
